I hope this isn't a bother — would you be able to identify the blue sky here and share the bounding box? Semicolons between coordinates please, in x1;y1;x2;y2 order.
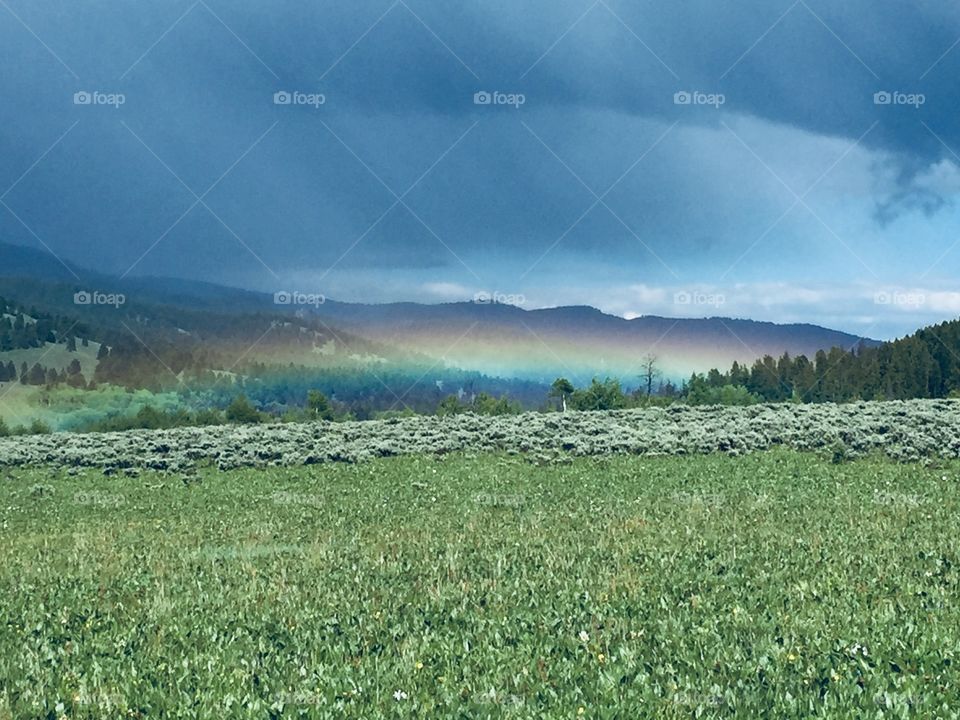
3;0;960;338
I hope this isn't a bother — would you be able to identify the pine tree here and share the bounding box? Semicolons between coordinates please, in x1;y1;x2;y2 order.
27;363;46;385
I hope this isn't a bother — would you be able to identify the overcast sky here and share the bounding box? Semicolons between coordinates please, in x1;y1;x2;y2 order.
3;0;960;338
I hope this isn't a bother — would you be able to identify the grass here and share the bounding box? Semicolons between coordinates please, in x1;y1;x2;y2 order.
0;342;101;378
1;450;959;718
0;341;101;429
0;382;45;428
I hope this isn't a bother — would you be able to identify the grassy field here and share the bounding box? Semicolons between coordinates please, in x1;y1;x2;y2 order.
0;382;47;428
0;342;102;428
0;342;102;376
2;450;959;718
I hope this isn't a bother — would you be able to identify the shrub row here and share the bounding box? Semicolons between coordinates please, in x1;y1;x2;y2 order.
1;400;959;472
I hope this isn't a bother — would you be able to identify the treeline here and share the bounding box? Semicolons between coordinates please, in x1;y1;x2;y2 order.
436;392;523;416
688;318;960;403
5;359;90;389
77;390;345;432
93;336;195;390
0;361;17;383
0;298;91;351
73;386;529;432
81;404;227;433
0;417;52;436
542;377;679;411
193;363;549;418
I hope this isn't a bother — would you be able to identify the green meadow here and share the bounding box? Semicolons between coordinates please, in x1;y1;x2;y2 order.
2;450;958;718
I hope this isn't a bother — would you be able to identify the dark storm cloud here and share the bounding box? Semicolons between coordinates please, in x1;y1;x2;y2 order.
1;0;960;338
232;0;960;155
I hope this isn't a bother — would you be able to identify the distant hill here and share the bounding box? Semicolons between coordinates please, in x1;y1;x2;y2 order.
309;301;878;383
0;243;270;313
0;241;878;383
0;242;87;282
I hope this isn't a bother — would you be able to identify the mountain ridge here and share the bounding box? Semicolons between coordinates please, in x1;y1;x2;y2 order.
0;241;879;382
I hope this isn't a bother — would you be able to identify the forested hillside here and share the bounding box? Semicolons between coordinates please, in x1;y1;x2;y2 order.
689;319;960;403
